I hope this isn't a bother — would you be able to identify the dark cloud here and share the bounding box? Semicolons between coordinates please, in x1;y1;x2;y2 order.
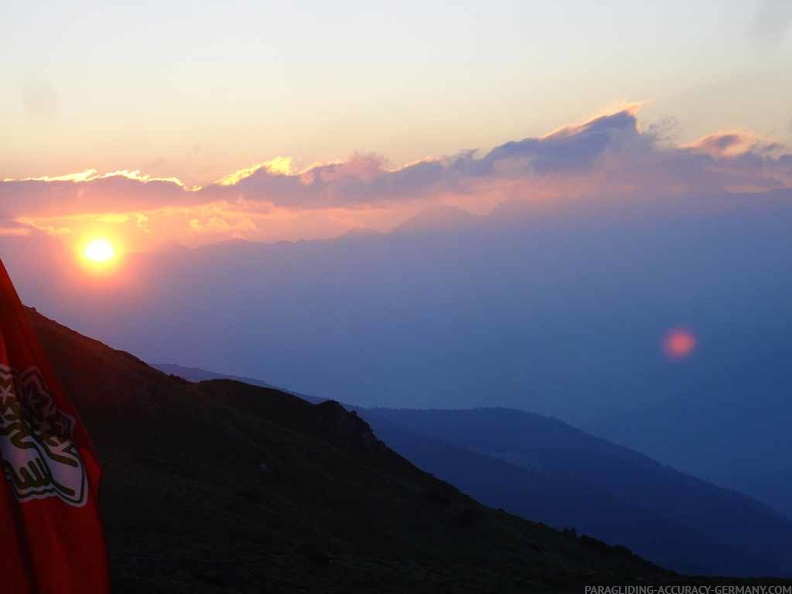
482;111;644;175
202;154;450;208
0;174;199;219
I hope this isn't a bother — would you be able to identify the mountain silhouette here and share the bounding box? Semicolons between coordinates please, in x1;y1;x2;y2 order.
362;407;792;576
337;227;383;240
27;308;685;592
393;204;479;235
154;364;792;577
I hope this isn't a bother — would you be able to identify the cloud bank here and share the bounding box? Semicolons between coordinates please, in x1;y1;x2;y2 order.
2;107;791;244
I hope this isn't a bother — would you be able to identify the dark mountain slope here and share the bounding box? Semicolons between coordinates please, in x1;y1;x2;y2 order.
27;308;677;593
368;420;777;576
153;364;792;576
153;362;280;392
363;408;792;576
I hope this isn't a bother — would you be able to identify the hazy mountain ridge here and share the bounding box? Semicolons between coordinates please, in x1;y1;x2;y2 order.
392;204;480;235
362;407;792;576
27;308;687;592
8;187;792;543
156;363;792;576
153;363;280;392
362;418;779;577
588;376;792;518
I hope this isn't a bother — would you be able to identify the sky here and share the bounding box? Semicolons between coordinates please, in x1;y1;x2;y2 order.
2;1;792;509
3;1;792;546
1;0;791;252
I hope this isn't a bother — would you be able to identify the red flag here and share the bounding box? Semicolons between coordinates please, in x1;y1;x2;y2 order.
0;259;109;593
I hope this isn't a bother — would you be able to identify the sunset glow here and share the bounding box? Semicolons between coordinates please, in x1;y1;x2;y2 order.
1;1;791;589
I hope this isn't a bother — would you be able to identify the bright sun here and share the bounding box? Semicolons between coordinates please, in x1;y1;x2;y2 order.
84;238;116;263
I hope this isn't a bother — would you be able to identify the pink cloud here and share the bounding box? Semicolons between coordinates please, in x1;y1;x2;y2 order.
2;106;791;244
684;132;782;158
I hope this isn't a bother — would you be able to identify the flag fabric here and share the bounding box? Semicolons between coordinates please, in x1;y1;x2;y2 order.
0;259;109;593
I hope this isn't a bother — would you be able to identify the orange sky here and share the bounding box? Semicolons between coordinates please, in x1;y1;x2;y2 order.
2;104;790;256
2;1;790;253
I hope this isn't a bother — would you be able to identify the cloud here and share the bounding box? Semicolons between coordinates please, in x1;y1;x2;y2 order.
202;153;448;208
0;220;33;237
685;132;780;158
188;212;257;236
479;109;645;175
0;172;197;220
2;106;791;243
7;169;189;187
214;157;294;186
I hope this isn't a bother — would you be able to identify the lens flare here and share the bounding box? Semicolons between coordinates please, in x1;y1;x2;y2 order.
663;328;696;360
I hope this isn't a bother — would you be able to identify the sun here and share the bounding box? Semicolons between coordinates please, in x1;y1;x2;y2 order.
83;238;116;263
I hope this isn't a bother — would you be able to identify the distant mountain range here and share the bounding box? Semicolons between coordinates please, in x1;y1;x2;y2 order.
336;227;382;240
29;309;691;592
588;368;792;518
392;204;480;235
153;363;281;391
8;187;792;568
155;363;792;577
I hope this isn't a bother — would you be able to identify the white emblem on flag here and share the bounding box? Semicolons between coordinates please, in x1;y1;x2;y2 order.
0;364;88;507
